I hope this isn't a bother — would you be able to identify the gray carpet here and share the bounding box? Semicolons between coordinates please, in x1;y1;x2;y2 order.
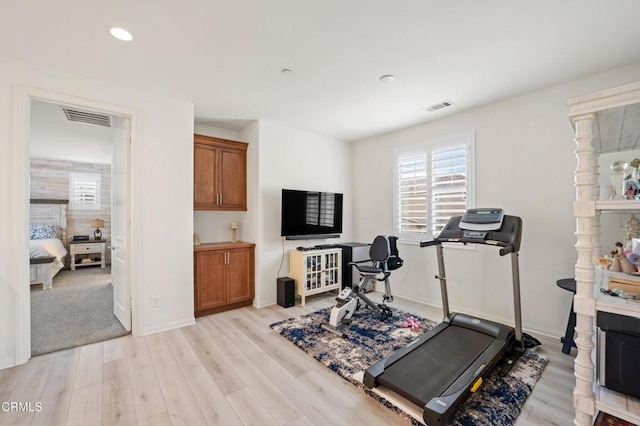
31;279;128;356
31;267;112;291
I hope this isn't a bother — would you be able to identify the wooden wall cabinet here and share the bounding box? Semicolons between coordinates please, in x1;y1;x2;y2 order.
194;134;247;211
194;242;255;317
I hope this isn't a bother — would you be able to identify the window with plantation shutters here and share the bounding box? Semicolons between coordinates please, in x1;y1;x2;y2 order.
397;153;428;235
394;133;475;241
69;172;101;210
431;144;468;234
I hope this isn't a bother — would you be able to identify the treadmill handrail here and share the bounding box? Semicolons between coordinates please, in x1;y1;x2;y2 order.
499;245;514;256
426;215;522;252
420;239;516;255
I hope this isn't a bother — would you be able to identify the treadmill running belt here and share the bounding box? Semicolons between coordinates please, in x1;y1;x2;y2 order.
376;325;494;407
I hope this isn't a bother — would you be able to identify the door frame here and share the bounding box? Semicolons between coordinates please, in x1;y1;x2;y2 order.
13;85;140;364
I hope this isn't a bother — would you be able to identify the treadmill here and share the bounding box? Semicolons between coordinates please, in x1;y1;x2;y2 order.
363;208;524;425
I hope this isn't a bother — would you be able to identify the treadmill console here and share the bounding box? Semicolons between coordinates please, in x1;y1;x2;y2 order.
462;230;487;240
459;208;504;231
429;209;522;253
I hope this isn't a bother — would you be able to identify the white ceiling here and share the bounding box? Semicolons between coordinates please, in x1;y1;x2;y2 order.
30;100;115;164
4;0;640;142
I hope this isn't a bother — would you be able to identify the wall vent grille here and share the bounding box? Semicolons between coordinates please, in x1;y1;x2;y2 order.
61;107;112;127
424;100;454;112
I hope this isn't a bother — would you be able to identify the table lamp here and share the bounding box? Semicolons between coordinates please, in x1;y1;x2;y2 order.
91;219;104;240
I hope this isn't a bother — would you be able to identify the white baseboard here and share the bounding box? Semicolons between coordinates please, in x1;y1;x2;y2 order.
254;299;277;309
383;289;564;341
0;356;17;371
139;317;195;336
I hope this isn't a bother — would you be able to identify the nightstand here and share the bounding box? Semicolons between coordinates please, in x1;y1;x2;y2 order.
69;240;106;270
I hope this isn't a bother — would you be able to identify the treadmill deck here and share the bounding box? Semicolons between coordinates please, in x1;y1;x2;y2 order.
376;325;496;407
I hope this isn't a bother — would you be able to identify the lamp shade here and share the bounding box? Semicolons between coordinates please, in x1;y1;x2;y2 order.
91;219;105;228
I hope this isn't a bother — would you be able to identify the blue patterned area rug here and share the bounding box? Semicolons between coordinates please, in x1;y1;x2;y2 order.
270;306;547;425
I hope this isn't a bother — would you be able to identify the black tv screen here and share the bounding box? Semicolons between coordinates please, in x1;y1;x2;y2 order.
281;189;343;239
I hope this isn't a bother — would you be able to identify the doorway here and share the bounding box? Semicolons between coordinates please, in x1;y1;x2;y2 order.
15;87;136;362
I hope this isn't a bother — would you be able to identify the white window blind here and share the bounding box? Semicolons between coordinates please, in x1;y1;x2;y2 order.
430;144;468;234
397;153;428;235
395;133;474;240
69;172;101;210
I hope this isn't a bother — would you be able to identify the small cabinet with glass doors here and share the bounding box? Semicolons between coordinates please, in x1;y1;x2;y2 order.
289;248;341;306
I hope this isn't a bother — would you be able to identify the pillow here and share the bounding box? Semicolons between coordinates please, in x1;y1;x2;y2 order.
29;224;59;240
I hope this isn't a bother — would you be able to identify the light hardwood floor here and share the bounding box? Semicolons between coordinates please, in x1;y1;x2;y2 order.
0;292;576;425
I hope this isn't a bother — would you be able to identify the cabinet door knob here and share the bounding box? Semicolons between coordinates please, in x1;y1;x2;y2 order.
110;245;117;251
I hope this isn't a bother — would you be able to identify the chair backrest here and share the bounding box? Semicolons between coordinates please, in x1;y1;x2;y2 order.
369;236;391;263
387;236;403;270
368;235;404;271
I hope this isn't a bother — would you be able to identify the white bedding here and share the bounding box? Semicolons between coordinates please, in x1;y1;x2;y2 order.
30;238;67;277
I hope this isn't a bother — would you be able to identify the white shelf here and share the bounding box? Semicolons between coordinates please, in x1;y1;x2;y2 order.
596;200;640;212
596;295;640;318
595;385;640;425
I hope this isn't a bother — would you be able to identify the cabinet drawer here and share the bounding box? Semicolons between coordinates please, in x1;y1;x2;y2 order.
73;244;102;253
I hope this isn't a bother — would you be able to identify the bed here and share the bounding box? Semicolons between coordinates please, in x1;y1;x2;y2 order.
29;200;68;289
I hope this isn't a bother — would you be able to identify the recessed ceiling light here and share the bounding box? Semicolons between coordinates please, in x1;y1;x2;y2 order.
379;74;394;83
281;68;293;74
108;27;134;41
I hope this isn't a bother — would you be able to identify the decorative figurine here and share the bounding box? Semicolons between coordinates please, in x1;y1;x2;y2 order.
230;222;239;243
624;214;640;250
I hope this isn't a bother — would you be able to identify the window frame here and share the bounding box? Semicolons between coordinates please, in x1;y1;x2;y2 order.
69;171;101;211
393;132;476;244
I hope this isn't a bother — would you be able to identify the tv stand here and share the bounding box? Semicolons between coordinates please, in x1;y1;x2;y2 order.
289;247;341;306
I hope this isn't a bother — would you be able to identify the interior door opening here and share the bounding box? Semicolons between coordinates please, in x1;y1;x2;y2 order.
27;99;131;356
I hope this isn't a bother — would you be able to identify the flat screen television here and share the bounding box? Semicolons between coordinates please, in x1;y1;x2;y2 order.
281;189;343;240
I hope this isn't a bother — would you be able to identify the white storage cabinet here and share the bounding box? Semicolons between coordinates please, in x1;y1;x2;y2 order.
289;248;341;306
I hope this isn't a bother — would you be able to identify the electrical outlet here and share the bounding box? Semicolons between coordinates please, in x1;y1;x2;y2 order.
151;296;159;308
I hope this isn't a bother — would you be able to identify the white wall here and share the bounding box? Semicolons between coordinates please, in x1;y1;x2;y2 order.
0;57;195;368
352;62;640;338
254;121;353;307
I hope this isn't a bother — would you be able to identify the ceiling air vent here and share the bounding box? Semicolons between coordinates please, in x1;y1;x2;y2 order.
61;107;112;127
423;100;454;112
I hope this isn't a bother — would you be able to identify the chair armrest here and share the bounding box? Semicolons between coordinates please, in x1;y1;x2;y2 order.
348;259;371;266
